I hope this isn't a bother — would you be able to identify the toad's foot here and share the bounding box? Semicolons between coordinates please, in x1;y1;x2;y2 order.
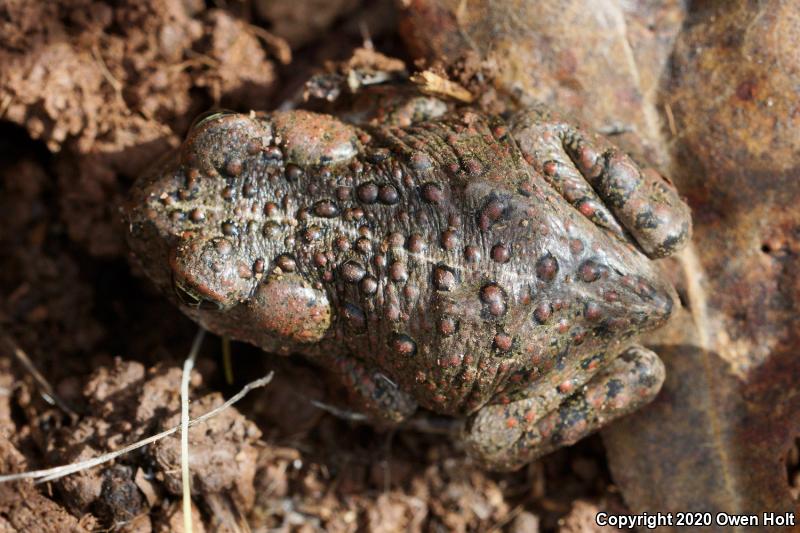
511;106;691;259
463;345;664;471
324;352;419;424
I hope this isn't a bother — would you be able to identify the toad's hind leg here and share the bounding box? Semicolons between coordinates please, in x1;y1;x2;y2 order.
510;105;691;258
463;345;665;471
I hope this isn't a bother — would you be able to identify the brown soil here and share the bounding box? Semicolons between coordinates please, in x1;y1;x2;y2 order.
0;1;626;531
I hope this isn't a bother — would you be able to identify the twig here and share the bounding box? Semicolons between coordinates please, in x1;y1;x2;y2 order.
0;93;13;119
91;44;125;109
0;373;274;484
664;102;678;137
184;49;222;69
310;399;368;422
181;328;205;533
359;20;374;51
402;414;463;436
0;331;78;421
487;504;524;533
409;71;474;103
222;336;234;385
246;25;292;65
308;397;462;435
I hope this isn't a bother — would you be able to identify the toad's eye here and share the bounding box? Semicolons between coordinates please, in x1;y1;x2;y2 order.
173;276;224;311
189;109;236;131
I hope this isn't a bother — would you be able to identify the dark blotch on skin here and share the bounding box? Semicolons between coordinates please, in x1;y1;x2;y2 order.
407;234;426;253
480;283;507;317
580;354;601;370
314;200;340;218
264;146;282;159
464;158;484;176
441;230;458;250
578;260;603;282
421;182;444;204
221;220;237;236
493;332;513;352
491;243;511;263
225;158;243;176
606;378;624;398
391;333;417;356
464;246;481;263
635;209;659;230
379;184;400;205
276;254;296;272
533;302;552;324
264;202;279;217
367;148;390;163
584;301;603;321
342;303;367;332
411;152;433;171
335;236;351;252
215;239;233;255
285;164;303;181
336;186;351;201
356;237;372;254
303;226;322;243
359;275;378;295
357;182;379;204
262;221;281;238
478;194;511;231
390;261;408;282
438;317;458;337
432;264;457;291
536;254;559;281
341;260;366;283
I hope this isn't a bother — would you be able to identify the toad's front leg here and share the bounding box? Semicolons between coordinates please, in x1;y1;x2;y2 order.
463;345;665;471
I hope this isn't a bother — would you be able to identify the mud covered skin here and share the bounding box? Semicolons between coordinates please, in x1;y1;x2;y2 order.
125;98;691;470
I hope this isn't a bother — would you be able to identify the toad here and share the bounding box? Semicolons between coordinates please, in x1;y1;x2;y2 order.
125;89;691;470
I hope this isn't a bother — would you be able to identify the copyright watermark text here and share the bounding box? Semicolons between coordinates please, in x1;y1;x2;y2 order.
596;511;796;529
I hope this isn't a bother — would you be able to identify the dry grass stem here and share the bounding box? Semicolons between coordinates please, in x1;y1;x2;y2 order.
0;370;273;485
0;331;78;421
181;328;206;533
